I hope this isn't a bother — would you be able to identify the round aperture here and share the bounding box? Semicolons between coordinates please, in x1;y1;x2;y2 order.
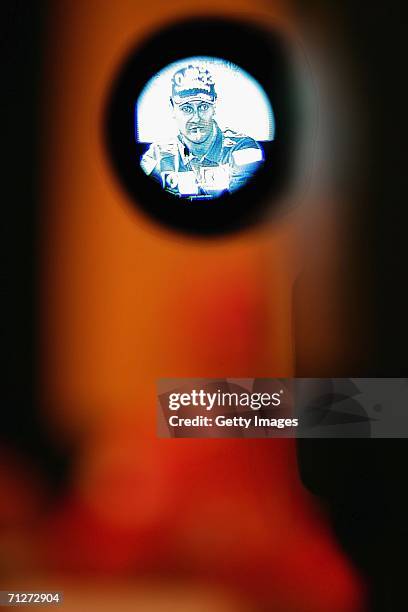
137;58;274;201
105;18;297;236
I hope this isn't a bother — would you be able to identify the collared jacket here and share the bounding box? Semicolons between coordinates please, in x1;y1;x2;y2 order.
140;123;263;199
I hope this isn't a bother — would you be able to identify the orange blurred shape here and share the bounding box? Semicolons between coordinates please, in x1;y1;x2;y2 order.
39;2;365;612
39;427;365;612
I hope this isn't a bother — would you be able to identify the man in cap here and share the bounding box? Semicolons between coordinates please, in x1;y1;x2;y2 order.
140;64;264;199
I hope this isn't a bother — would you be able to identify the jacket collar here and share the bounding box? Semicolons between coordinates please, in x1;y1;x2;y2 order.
178;122;222;164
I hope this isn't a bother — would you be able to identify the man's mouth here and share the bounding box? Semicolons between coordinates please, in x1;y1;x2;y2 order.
188;125;207;133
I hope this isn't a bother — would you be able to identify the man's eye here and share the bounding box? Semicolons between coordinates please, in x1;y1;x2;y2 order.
199;104;209;112
181;106;193;114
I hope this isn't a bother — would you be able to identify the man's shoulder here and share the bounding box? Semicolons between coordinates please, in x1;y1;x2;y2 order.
221;128;261;149
221;129;263;165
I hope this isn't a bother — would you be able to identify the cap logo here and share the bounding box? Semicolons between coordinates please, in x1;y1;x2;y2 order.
171;65;216;103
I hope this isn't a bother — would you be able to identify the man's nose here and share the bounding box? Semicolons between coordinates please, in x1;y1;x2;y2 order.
192;107;200;121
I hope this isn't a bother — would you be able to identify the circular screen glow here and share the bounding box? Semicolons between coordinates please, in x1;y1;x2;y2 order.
136;57;274;201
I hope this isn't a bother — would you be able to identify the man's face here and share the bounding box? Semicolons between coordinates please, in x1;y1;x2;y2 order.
173;99;215;144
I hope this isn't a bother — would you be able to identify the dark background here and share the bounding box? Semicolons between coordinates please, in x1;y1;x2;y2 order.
1;0;69;492
292;4;408;611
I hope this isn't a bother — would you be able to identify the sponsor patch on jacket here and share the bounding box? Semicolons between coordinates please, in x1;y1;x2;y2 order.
232;148;263;166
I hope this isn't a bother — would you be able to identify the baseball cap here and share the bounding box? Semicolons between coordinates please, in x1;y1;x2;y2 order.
171;64;217;105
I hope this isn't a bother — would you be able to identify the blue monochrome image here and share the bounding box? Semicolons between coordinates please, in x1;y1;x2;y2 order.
137;58;274;200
